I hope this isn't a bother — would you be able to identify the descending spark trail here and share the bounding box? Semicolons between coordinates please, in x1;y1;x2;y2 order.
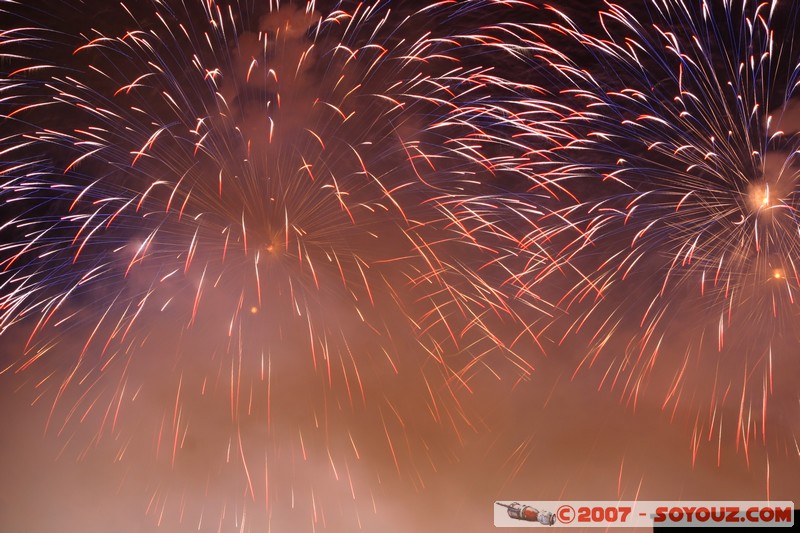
0;0;555;529
513;0;800;465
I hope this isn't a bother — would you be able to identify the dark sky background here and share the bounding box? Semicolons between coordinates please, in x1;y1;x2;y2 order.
1;1;799;532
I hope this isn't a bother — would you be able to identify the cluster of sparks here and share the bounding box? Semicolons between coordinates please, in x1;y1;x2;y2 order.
1;0;798;529
522;0;800;474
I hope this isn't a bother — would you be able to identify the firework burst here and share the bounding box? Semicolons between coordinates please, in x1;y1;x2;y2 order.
513;0;800;466
0;0;554;529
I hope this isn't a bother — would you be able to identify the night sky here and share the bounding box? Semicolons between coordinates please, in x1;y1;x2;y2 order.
1;1;798;531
